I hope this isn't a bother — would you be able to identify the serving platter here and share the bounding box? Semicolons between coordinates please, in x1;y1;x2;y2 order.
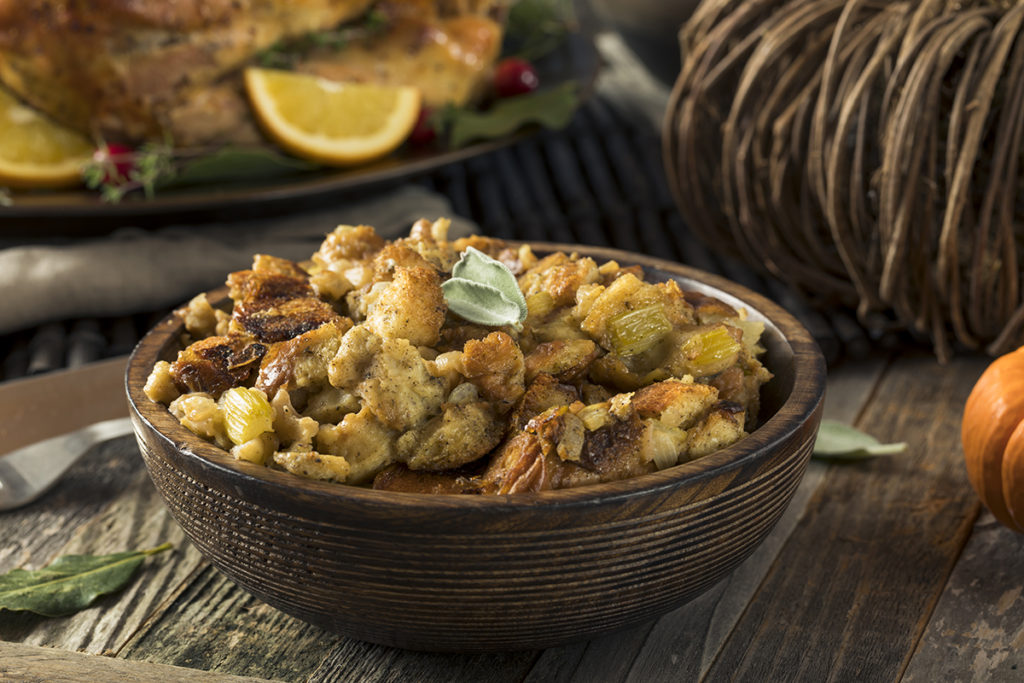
0;32;598;235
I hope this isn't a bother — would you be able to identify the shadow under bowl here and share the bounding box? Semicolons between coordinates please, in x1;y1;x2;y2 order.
126;243;826;653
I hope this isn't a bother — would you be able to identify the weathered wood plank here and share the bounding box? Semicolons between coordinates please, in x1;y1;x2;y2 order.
523;627;653;683
116;564;339;680
121;559;539;683
700;352;987;681
0;437;207;656
0;437;143;575
523;355;890;682
306;640;537;683
0;642;269;682
903;510;1024;682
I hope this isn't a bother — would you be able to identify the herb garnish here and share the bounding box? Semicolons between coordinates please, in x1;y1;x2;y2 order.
83;145;319;203
0;543;172;617
812;420;907;461
438;81;579;149
257;8;392;69
83;141;176;203
442;247;528;329
59;0;582;203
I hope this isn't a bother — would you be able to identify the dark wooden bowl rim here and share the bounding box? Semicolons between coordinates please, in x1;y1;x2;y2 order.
126;242;826;514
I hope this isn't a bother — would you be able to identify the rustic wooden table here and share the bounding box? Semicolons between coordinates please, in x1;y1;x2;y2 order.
2;348;1021;682
2;20;1021;680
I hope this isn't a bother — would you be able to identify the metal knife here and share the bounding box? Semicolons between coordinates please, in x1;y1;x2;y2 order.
0;356;134;510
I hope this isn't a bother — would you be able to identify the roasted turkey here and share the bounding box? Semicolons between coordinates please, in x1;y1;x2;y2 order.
0;0;506;146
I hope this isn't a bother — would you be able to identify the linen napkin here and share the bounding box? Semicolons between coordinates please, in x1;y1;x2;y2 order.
0;185;476;336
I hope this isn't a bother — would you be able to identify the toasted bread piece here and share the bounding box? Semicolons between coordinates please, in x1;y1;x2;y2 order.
228;269;342;343
170;334;266;396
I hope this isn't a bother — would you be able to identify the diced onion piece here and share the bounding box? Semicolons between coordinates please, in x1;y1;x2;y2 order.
643;422;681;470
526;291;555;318
555;414;586;463
577;403;611;431
573;283;604;319
607;304;672;356
231;432;277;465
447;382;479;405
220;387;274;445
344;265;373;289
734;318;766;356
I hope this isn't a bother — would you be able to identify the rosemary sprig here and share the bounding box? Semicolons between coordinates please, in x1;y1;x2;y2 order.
258;8;392;69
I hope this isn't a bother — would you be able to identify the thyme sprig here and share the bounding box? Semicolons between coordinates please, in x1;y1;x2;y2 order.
82;144;320;203
83;141;177;203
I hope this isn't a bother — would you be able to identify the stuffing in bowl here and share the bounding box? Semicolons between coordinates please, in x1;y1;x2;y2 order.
144;217;772;494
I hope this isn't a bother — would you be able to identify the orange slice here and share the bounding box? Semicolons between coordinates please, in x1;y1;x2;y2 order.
0;87;93;189
243;68;421;166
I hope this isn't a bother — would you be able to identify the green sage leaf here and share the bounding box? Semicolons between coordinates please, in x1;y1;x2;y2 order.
812;420;907;461
161;147;318;189
451;247;528;320
443;279;526;329
446;81;579;149
0;543;172;617
443;248;528;328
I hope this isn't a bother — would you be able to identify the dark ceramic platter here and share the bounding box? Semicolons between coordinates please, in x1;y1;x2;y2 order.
0;33;598;235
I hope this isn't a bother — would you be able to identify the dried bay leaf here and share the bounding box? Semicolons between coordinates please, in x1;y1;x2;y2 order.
0;543;172;617
812;420;907;461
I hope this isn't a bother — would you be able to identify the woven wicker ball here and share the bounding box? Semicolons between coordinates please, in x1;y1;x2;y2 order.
664;0;1024;361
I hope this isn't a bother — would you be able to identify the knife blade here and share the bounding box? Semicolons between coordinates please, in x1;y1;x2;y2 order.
0;416;135;510
0;355;130;457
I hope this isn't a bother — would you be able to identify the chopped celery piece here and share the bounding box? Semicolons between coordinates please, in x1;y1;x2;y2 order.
220;387;274;445
607;304;672;356
681;325;741;375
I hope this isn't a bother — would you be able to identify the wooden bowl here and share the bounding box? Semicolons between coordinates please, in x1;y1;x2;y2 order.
126;243;826;652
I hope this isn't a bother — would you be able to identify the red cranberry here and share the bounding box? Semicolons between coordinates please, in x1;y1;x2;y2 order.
409;108;437;146
493;58;539;98
92;143;135;182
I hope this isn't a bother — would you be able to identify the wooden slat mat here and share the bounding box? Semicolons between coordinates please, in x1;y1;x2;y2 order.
0;95;889;382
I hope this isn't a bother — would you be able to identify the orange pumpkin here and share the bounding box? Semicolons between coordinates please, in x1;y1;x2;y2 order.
961;347;1024;532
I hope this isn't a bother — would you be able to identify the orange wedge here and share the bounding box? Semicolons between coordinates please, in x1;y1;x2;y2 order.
243;68;421;166
0;86;93;189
